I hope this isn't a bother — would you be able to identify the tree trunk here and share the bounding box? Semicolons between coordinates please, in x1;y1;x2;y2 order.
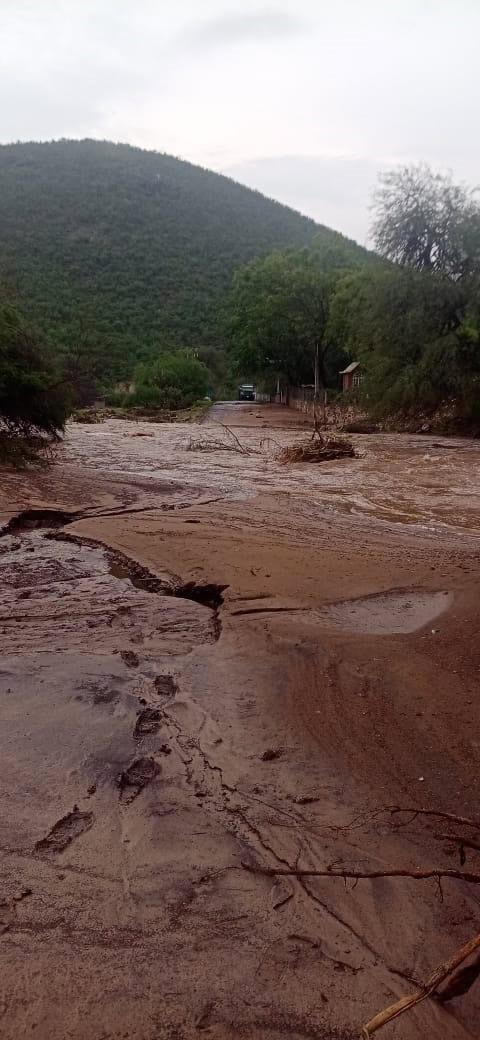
314;343;321;401
313;344;327;430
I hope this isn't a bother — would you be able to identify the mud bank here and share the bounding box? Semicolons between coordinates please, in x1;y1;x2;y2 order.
1;403;480;1040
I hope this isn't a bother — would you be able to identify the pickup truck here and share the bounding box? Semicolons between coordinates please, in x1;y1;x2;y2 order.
238;384;256;401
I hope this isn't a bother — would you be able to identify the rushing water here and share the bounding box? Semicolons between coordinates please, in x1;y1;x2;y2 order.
58;405;480;541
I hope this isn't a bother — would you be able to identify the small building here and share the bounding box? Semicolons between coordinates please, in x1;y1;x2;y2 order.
339;362;364;392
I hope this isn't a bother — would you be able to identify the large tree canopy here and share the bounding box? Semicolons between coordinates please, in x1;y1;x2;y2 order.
371;164;480;281
228;249;351;390
328;266;480;420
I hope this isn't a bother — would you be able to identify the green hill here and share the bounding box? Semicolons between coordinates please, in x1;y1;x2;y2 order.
0;139;367;381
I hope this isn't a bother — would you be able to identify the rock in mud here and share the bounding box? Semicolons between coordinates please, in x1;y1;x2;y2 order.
261;748;283;762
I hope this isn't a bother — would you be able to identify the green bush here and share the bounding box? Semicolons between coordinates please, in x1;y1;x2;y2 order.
132;351;210;409
125;384;183;410
104;389;128;407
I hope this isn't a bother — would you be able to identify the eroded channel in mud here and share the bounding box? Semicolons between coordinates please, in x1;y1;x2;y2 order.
0;513;230;861
1;514;227;637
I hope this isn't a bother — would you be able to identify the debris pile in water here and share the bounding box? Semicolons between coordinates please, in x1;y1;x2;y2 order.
278;432;355;464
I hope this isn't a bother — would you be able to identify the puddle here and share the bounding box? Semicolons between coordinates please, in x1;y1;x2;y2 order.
318;589;452;635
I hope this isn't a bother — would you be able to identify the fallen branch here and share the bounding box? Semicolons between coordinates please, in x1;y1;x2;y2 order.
241;861;480;884
186;421;261;456
343;805;480;833
434;833;480;861
389;807;480;831
360;933;480;1037
186;435;253;454
216;421;252;451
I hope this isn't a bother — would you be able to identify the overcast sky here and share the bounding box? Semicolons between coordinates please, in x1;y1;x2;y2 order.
2;0;479;243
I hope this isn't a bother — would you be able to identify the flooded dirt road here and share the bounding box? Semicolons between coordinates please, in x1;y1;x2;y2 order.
1;403;480;1040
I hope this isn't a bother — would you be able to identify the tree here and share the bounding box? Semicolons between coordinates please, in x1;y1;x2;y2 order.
372;164;480;281
128;350;210;409
195;344;236;399
0;301;69;458
228;250;343;393
328;266;478;418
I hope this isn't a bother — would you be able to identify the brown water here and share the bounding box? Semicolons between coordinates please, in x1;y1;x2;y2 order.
58;404;480;541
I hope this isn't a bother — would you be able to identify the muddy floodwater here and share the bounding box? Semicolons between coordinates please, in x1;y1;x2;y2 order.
54;404;480;537
0;403;479;1040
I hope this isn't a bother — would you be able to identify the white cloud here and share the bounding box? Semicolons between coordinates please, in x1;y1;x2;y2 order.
180;10;304;49
1;0;479;241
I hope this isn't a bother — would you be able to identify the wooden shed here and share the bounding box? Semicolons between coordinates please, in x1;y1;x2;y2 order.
339;362;364;392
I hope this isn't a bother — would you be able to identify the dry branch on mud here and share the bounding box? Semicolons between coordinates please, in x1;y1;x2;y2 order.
341;805;480;833
243;855;480;1036
360;933;480;1037
278;432;355;464
241;862;480;884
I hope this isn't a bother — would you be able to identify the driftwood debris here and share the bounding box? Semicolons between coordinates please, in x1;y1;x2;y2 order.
278;431;355;464
186;421;260;456
241;861;480;885
242;858;480;1036
360;934;480;1037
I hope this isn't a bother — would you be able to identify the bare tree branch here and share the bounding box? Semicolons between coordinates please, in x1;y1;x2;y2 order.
361;934;480;1037
241;861;480;884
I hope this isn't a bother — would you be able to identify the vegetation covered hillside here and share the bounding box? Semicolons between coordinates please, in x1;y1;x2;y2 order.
0;139;366;382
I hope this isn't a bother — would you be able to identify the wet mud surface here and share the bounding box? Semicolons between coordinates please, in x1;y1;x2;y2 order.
1;403;480;1040
316;588;453;635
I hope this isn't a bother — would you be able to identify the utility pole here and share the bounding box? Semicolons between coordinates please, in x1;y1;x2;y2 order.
314;343;320;402
313;343;320;433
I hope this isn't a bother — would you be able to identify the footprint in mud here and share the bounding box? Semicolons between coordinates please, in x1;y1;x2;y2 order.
152;674;178;699
117;756;161;803
120;649;140;668
35;806;94;856
133;707;162;740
